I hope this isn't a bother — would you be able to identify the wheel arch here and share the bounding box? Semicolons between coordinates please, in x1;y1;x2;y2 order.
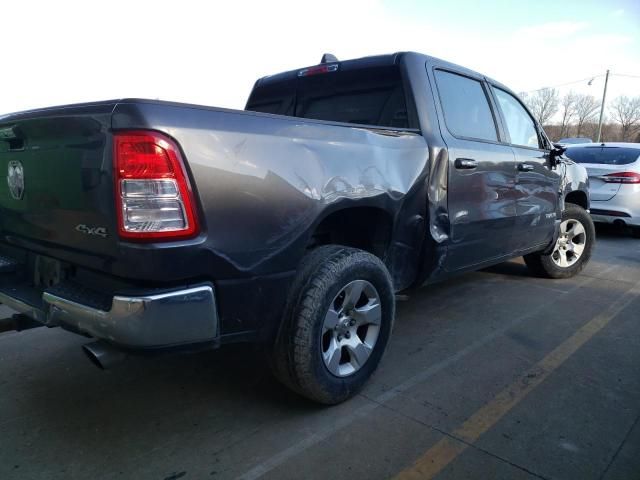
306;206;395;260
565;190;589;210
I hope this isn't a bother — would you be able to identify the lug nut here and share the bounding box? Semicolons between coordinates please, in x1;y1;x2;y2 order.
349;319;356;326
337;335;343;341
345;332;351;339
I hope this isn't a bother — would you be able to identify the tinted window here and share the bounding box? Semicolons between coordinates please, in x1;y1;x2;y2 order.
245;77;296;116
493;88;540;148
246;66;410;128
434;70;497;141
565;146;640;165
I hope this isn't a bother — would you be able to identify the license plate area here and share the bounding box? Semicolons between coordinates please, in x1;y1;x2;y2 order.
33;255;69;288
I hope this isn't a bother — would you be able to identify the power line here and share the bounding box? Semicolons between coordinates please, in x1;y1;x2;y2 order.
523;75;604;93
613;73;640;79
523;71;640;94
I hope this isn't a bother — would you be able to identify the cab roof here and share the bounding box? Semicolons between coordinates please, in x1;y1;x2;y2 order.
255;51;508;91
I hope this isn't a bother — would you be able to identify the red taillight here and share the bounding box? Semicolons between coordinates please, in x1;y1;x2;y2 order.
601;172;640;184
114;130;199;241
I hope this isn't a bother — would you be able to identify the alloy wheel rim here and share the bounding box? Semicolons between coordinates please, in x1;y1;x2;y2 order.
551;219;586;268
321;279;382;377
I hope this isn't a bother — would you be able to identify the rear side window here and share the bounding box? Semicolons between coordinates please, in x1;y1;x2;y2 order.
492;87;540;149
246;65;411;128
565;147;640;165
245;77;296;116
434;70;497;142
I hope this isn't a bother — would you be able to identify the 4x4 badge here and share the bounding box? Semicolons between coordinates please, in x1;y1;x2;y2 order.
7;160;25;200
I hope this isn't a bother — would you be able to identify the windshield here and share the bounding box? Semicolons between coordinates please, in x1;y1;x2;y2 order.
245;65;412;129
565;146;640;165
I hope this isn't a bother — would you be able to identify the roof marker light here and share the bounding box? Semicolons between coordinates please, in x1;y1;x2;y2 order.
298;64;339;77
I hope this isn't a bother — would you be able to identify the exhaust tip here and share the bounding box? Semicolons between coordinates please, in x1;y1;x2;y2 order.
83;341;127;370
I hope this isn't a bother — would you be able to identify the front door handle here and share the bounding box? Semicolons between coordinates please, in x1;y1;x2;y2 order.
518;163;534;172
455;158;477;170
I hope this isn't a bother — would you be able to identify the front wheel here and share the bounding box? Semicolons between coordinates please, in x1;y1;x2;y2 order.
524;204;595;279
270;245;395;404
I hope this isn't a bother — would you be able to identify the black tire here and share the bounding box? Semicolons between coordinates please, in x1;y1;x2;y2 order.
524;204;595;279
270;245;395;404
631;227;640;239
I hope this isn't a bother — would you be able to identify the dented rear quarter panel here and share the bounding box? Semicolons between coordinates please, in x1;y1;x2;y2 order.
112;100;431;289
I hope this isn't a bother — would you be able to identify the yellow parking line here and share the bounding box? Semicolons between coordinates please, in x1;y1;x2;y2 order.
394;282;640;480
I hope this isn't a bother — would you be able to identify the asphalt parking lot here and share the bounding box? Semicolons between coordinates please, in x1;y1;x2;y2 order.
1;225;639;480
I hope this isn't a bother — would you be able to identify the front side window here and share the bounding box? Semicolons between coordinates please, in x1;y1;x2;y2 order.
434;70;498;142
492;88;540;149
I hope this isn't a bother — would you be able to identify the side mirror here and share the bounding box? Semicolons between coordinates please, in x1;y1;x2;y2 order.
549;143;566;167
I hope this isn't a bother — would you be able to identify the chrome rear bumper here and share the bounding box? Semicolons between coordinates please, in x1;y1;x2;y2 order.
0;283;219;348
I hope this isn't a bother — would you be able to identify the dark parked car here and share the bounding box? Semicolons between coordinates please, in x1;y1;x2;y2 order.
0;52;593;403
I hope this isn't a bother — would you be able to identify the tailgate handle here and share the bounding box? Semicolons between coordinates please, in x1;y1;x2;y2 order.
0;125;25;151
455;158;477;170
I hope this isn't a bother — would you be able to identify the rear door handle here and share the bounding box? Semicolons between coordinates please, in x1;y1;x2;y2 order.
518;163;534;171
455;158;477;170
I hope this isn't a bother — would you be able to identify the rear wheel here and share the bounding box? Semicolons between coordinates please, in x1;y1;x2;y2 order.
524;204;595;279
270;245;395;404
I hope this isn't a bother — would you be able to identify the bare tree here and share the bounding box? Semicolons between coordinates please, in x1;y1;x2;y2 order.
609;96;640;141
525;88;559;126
558;91;578;138
543;124;562;142
574;94;600;137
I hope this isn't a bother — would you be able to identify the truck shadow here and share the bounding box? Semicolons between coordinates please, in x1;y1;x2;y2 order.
27;340;315;409
0;337;332;477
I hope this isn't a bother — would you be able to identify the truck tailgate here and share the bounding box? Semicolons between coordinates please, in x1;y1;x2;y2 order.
0;101;118;258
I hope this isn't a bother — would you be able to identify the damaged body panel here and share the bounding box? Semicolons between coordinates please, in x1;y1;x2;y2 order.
111;100;430;283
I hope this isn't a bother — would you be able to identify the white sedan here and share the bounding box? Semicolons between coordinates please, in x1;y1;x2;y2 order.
564;143;640;238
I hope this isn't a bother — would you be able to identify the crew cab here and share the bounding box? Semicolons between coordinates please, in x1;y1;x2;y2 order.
0;52;593;403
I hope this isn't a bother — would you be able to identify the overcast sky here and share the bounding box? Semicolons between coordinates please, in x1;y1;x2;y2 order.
1;0;638;116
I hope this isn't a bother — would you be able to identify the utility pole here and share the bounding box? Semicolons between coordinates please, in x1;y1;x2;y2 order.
596;69;610;143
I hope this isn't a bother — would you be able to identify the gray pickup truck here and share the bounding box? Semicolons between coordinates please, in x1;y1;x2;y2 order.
0;52;593;404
